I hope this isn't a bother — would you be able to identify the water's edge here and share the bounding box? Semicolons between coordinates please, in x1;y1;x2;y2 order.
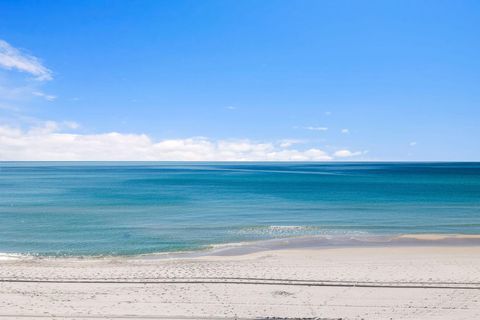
3;233;480;261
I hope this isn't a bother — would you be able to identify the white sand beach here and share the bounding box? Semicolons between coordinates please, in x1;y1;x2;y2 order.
1;245;480;319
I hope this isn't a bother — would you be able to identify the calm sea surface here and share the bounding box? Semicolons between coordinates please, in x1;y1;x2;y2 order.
1;162;479;256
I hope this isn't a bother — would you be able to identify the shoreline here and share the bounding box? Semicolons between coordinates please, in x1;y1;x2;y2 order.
2;232;480;261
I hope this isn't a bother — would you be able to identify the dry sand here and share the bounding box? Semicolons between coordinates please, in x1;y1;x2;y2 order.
1;245;480;319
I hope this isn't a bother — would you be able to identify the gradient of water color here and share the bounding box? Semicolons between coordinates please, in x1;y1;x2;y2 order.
0;162;479;256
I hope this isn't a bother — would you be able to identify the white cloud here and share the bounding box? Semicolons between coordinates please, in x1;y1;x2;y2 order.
306;126;328;131
325;111;332;116
341;128;349;134
333;149;362;158
0;123;334;161
0;40;52;81
409;141;417;146
226;106;236;110
32;91;57;101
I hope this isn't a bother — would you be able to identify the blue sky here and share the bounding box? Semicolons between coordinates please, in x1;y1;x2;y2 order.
0;0;479;160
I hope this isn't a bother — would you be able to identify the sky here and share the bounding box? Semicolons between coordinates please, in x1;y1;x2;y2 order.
0;0;479;161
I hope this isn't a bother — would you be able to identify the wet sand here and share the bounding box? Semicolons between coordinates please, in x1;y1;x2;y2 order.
1;244;480;319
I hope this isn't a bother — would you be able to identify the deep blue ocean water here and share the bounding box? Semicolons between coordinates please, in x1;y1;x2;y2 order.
1;162;479;256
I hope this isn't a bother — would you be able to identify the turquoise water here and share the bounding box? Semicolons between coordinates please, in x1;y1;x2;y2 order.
1;162;480;256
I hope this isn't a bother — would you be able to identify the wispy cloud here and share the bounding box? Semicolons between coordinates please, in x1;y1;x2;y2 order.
341;128;349;134
24;120;80;135
0;40;52;81
305;126;328;131
278;139;304;148
0;40;54;109
409;141;417;146
32;91;57;101
0;103;20;112
226;106;236;110
63;121;80;130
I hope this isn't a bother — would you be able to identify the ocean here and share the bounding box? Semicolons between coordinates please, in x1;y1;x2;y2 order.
1;162;479;256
